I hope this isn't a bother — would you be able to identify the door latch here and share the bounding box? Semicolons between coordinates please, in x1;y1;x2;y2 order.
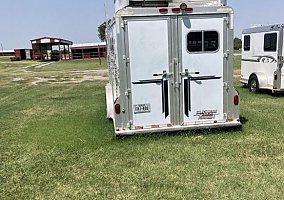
180;69;200;77
153;70;173;79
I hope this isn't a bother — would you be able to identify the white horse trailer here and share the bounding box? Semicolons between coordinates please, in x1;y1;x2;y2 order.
241;24;284;93
106;0;241;135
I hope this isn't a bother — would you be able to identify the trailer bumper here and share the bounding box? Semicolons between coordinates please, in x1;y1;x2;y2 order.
272;89;284;93
115;121;241;136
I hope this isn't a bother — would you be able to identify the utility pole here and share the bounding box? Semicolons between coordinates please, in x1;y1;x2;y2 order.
1;43;3;56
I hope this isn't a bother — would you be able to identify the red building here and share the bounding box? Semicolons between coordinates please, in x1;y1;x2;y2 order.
71;42;106;59
14;49;33;60
31;37;73;61
0;50;14;57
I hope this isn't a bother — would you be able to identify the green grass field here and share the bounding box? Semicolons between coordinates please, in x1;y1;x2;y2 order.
1;56;284;199
29;58;107;72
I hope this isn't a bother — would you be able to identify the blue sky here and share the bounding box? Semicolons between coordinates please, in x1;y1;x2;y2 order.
0;0;284;50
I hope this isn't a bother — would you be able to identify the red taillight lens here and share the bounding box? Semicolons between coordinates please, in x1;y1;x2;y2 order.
184;8;193;12
115;104;121;114
159;8;168;13
172;8;181;12
234;95;239;105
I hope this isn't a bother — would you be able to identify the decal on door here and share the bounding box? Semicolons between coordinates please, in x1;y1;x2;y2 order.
132;79;169;118
194;110;219;120
184;75;222;117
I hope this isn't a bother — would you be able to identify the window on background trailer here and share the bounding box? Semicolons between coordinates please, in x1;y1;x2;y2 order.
187;31;219;52
264;33;277;52
244;35;250;51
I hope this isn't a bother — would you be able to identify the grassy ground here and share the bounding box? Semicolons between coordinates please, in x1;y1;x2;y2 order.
234;55;241;76
30;58;107;72
0;57;108;86
1;56;284;199
234;49;242;55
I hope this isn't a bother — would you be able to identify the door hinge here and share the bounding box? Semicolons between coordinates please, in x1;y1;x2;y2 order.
125;88;131;97
122;55;130;63
223;82;229;91
121;20;127;29
224;17;229;26
224;50;230;59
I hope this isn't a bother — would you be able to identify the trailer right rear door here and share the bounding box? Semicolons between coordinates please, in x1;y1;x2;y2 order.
178;15;226;125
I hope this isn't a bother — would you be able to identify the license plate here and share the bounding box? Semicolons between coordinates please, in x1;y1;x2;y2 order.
134;103;151;114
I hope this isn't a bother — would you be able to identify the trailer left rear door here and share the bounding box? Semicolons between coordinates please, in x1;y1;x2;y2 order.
126;17;171;127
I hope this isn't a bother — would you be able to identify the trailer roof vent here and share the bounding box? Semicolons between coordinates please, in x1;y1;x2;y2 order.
129;0;169;7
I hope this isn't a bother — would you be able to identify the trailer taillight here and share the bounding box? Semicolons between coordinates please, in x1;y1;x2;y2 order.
184;8;193;12
234;95;239;105
159;8;168;13
172;8;181;12
115;104;121;114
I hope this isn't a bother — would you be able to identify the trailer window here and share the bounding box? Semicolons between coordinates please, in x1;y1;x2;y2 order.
264;33;277;51
204;31;218;51
187;32;202;52
244;35;250;51
187;31;219;52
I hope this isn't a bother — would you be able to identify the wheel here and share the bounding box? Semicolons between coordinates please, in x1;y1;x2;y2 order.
249;75;259;93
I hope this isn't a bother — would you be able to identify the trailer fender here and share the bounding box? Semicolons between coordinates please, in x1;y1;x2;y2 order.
249;72;268;89
106;83;114;119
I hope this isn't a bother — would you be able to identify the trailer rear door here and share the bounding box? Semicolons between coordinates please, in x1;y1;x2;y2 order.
179;16;225;124
126;15;226;128
127;17;171;127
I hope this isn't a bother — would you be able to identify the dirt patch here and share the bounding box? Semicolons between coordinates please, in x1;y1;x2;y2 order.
31;75;108;85
69;69;108;74
12;78;26;82
34;62;54;69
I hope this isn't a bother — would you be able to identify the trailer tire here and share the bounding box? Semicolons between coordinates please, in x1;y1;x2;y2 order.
249;75;259;93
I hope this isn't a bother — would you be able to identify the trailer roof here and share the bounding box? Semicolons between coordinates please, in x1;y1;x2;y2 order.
243;24;284;34
115;0;227;12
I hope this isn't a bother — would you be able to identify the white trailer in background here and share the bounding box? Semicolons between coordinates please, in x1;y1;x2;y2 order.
106;0;241;135
241;24;284;93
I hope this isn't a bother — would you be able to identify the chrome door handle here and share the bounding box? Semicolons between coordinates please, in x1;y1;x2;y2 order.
153;70;173;79
180;69;200;76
